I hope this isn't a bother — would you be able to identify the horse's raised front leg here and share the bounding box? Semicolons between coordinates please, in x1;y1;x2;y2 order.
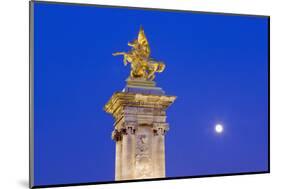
123;55;128;66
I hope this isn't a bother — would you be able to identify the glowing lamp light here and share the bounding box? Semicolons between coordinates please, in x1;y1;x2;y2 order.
215;124;223;134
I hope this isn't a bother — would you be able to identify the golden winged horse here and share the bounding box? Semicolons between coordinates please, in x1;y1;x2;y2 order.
112;26;165;81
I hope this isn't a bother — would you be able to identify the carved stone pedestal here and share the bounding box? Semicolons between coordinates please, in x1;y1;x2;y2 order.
104;78;176;180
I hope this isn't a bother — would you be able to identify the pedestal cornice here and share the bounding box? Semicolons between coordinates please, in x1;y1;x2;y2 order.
104;92;176;118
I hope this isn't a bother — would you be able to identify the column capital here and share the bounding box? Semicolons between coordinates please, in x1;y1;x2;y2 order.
153;123;169;136
122;122;137;135
112;129;122;141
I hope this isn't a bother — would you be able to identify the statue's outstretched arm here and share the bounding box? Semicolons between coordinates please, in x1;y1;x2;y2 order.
112;52;128;65
112;52;126;56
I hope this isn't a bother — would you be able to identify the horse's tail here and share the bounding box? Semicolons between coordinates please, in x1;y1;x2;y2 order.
157;62;165;72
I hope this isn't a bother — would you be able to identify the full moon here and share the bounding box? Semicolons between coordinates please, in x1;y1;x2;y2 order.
215;124;223;133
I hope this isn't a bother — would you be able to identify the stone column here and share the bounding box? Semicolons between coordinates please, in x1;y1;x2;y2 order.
152;125;167;178
115;140;122;180
112;130;122;180
121;124;136;180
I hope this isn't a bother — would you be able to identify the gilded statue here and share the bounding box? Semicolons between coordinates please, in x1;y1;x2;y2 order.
113;26;165;81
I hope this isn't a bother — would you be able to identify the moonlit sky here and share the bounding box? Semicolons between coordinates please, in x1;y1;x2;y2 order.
33;2;269;186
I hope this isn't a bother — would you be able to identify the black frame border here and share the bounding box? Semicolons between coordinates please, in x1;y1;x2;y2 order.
29;0;270;188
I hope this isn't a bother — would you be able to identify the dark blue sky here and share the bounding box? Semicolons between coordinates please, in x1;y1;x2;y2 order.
33;2;268;186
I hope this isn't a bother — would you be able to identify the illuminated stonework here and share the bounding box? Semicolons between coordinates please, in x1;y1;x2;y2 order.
104;78;176;180
105;27;176;180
